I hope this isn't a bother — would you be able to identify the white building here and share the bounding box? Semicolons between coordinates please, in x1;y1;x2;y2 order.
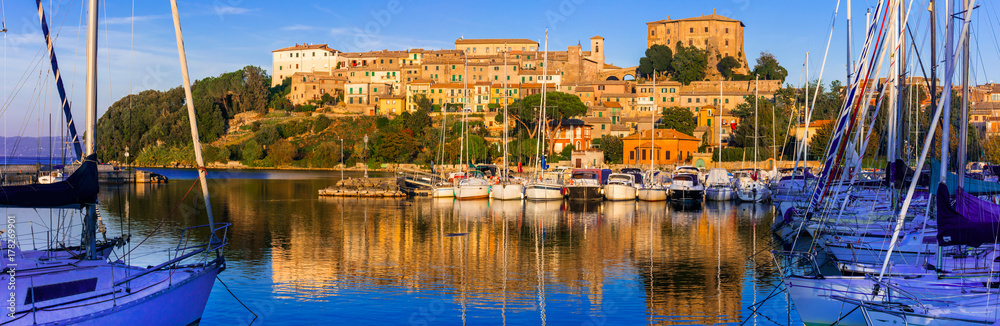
271;44;340;86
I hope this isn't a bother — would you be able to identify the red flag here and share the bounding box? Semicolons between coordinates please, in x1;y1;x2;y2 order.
517;161;523;173
730;122;737;131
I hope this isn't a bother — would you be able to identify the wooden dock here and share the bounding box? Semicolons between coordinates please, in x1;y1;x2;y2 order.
318;178;407;197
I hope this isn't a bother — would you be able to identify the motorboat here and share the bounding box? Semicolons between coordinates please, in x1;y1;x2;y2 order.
566;169;602;201
704;168;734;201
669;172;703;203
603;173;637;201
734;169;771;202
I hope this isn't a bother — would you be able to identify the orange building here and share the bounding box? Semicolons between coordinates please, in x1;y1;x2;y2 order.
548;119;593;153
622;129;700;165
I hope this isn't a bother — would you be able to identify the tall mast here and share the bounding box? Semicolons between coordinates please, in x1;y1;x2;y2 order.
171;0;216;243
82;0;98;260
541;34;549;167
651;70;656;170
754;76;759;171
956;0;970;189
539;31;547;174
800;52;810;168
847;0;853;82
929;0;937;154
718;81;723;169
939;0;954;185
502;43;508;179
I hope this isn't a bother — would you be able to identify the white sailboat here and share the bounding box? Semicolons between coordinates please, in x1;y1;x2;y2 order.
1;2;227;325
524;31;562;201
636;72;668;202
490;43;524;200
704;81;734;201
603;173;637;201
735;77;770;202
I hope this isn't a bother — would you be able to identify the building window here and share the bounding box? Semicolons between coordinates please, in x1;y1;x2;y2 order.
725;40;730;46
688;40;693;46
651;30;655;36
689;28;693;33
725;99;730;103
704;27;708;32
665;151;670;160
687;98;692;103
726;28;730;33
629;151;635;160
705;39;708;45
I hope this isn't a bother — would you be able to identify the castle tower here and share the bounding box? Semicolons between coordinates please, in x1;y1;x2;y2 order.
590;35;605;68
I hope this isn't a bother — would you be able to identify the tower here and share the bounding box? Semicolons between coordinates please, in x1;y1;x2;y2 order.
590;35;605;67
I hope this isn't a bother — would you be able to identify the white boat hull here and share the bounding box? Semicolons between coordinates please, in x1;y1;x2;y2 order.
705;186;734;201
636;187;668;201
455;184;490;200
525;184;564;200
603;184;636;201
490;183;524;200
431;186;455;198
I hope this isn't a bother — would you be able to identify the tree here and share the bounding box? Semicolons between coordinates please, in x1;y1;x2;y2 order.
753;51;788;82
242;139;263;163
240;65;269;114
731;95;792;161
505;91;588;138
670;41;708;85
600;135;623;164
717;56;740;80
558;144;576;161
659;106;697;136
412;95;433;112
637;44;673;79
268;139;297;166
807;122;834;160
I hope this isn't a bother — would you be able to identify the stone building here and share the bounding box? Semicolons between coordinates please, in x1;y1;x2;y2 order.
271;44;340;86
286;72;347;106
646;9;750;76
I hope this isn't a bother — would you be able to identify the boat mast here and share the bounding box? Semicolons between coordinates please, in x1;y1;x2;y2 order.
718;80;722;169
502;43;508;180
754;75;759;171
82;0;98;259
541;35;548;170
939;0;954;186
539;31;547;176
956;0;970;190
651;70;656;170
171;0;216;243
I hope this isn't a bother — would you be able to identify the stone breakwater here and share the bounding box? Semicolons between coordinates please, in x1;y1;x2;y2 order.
318;177;406;197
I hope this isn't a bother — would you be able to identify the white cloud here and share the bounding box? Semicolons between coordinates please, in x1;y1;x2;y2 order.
281;24;315;31
214;6;255;16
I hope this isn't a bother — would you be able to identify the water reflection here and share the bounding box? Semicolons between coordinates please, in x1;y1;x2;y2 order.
84;177;796;324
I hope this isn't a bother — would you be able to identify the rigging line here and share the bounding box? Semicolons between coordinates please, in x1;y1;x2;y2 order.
0;44;52;115
101;0;111;108
216;276;258;325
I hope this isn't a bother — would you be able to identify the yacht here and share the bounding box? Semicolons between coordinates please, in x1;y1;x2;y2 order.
603;173;637;201
704;168;734;201
566;169;602;201
669;172;704;203
734;169;771;202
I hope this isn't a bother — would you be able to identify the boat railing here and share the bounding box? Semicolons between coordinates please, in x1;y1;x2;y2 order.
770;250;824;279
114;222;231;287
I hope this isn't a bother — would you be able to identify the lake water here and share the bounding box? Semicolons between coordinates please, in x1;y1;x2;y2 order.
5;168;800;325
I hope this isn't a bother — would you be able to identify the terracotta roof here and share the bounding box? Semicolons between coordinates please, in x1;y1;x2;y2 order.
602;93;636;98
794;119;834;129
622;129;699;141
610;125;631;131
430;83;466;89
574;86;595;92
581;117;612;124
455;38;538;45
604;101;623;108
273;43;337;52
647;13;743;25
972;102;1000;110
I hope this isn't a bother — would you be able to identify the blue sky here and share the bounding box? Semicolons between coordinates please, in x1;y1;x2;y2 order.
0;0;997;137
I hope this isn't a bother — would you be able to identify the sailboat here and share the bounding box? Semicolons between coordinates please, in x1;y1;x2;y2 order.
490;44;524;200
431;93;455;198
705;82;734;201
735;77;770;202
524;31;564;201
454;52;489;201
0;1;227;324
636;72;668;202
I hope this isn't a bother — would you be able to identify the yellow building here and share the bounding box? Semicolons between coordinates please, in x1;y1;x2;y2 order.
455;38;538;55
377;95;406;116
622;129;700;165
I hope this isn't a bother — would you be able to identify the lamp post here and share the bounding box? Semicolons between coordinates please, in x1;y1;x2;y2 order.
339;138;344;181
363;134;369;178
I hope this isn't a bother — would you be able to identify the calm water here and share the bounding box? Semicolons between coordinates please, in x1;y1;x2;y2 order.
6;169;801;325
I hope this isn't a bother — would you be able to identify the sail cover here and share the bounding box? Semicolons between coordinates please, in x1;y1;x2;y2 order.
929;159;1000;195
937;182;1000;247
0;154;98;208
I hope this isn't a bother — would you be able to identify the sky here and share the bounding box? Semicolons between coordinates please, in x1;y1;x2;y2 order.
1;0;998;137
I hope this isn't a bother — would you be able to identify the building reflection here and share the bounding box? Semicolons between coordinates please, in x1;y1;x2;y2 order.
100;179;777;323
